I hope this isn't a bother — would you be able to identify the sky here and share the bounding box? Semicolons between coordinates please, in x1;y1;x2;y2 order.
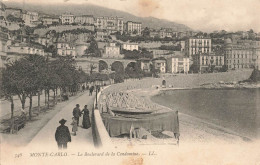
4;0;260;33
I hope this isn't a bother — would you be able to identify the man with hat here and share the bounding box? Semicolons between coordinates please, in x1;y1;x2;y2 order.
55;119;71;149
73;104;81;126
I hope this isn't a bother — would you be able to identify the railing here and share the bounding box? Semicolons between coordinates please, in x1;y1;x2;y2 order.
91;86;113;148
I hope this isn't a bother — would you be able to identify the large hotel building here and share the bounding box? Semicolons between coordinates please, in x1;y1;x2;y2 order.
96;16;124;34
224;38;260;70
185;37;212;58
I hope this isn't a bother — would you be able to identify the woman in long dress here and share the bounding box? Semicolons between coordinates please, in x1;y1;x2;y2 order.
81;105;91;129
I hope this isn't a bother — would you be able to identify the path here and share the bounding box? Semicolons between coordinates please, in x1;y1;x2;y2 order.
28;91;96;150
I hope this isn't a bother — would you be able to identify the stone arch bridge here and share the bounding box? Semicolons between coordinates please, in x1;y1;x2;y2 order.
75;57;136;73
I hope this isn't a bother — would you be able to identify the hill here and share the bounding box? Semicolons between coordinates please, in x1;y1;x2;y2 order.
4;1;191;32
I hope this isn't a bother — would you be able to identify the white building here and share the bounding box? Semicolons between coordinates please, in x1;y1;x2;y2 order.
0;31;8;68
96;16;124;34
125;21;142;36
152;58;166;73
167;56;190;74
57;42;76;58
103;43;122;58
41;17;60;25
74;15;94;25
122;43;139;51
7;42;45;56
185;37;212;58
22;11;39;26
60;13;74;25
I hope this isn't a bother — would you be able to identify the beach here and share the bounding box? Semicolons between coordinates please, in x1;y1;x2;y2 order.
100;70;254;144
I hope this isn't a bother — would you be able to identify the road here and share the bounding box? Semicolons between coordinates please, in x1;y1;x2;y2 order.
28;91;95;150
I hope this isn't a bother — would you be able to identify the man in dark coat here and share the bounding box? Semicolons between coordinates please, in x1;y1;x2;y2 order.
73;104;81;126
55;119;71;149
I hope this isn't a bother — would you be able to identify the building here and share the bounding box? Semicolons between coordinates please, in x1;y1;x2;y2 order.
193;52;224;72
167;56;190;73
96;29;109;40
74;15;94;25
125;21;142;36
122;43;139;51
22;11;39;26
5;7;22;18
41;17;60;25
7;42;45;56
137;58;151;72
224;38;260;70
152;58;166;73
185;37;212;58
103;42;122;58
96;16;124;34
57;42;76;58
75;40;90;57
60;13;74;25
0;2;6;18
149;30;159;38
159;29;172;38
0;31;8;68
34;36;52;47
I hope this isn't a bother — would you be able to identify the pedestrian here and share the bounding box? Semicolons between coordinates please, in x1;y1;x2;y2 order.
73;104;81;126
89;86;94;96
82;85;85;92
55;119;71;149
71;117;78;135
81;105;91;129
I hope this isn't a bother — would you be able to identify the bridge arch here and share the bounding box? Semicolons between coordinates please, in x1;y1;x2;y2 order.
98;60;108;72
111;61;124;73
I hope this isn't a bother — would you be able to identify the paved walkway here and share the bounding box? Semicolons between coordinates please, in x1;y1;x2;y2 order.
28;91;96;150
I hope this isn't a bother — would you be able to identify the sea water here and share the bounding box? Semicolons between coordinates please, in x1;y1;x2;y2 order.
151;88;260;139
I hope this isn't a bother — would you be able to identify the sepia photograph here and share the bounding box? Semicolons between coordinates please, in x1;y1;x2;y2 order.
0;0;260;164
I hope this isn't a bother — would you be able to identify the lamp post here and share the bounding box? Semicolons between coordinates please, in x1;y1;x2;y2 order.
95;84;98;109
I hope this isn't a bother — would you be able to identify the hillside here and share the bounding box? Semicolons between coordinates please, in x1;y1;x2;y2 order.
4;1;191;32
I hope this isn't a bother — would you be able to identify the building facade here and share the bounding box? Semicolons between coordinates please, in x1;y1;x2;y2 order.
152;58;166;73
193;52;224;72
74;15;94;25
22;11;39;26
167;56;190;73
57;42;76;58
224;38;260;70
41;17;60;25
5;7;22;18
137;58;151;72
60;13;74;25
96;16;124;34
103;43;122;58
0;31;8;68
122;43;139;51
7;42;45;56
185;37;212;58
125;21;141;36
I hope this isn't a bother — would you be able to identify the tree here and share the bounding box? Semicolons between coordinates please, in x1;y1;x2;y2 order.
111;61;125;83
142;27;150;37
84;37;101;57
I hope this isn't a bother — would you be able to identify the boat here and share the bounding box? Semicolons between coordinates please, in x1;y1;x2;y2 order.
109;107;154;115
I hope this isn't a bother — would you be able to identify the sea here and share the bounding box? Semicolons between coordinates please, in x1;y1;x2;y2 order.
151;88;260;139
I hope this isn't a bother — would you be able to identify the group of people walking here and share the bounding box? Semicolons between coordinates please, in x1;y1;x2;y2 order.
55;104;91;149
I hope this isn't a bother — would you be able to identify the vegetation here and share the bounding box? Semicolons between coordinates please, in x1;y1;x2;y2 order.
1;55;89;132
122;48;153;60
84;37;101;57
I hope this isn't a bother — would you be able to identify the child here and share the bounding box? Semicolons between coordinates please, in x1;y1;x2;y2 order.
71;117;78;136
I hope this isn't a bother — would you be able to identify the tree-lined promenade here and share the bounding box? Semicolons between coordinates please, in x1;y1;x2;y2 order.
1;55;89;133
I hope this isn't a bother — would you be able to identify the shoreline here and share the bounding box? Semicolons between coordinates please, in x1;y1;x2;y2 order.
142;87;251;143
102;70;255;144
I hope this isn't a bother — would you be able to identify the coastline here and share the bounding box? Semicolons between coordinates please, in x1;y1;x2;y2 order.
101;70;254;144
